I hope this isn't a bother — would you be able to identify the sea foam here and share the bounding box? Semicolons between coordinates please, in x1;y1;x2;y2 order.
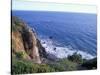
40;38;95;60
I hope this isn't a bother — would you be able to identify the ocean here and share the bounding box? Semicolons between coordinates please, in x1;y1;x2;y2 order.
12;10;97;59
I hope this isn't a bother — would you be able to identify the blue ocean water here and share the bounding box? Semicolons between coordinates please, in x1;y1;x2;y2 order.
12;10;97;57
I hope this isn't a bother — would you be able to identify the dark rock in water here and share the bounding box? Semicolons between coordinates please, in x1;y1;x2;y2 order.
49;36;53;39
42;42;45;44
54;48;56;51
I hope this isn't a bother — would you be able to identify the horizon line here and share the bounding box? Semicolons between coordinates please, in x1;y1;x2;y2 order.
11;9;97;15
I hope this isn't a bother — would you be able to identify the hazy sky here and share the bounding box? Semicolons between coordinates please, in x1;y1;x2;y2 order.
12;0;97;14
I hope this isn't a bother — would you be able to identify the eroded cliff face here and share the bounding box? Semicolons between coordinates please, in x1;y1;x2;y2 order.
12;16;46;63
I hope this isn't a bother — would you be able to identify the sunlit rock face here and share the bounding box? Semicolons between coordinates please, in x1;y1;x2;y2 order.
11;16;47;63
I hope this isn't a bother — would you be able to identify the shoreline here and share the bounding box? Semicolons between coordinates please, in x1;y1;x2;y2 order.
39;38;96;60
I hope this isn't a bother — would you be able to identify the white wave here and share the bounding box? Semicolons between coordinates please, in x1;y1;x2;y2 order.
40;38;95;60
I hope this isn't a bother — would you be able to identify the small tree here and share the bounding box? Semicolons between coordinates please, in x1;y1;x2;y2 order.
68;52;83;64
15;51;27;59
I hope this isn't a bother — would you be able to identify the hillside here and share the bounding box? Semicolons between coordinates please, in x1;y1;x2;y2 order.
12;16;47;63
11;16;97;74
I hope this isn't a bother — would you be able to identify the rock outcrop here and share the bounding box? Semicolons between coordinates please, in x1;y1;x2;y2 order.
12;16;46;63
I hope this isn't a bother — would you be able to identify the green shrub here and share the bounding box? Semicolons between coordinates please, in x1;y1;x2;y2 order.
81;57;97;69
36;64;55;73
48;63;66;72
58;58;78;71
68;52;83;64
12;59;55;74
15;51;27;59
48;58;78;72
12;16;24;32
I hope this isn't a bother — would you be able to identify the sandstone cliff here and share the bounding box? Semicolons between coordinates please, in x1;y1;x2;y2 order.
12;16;47;63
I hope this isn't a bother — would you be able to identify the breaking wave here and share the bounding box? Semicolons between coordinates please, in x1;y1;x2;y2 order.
40;38;95;60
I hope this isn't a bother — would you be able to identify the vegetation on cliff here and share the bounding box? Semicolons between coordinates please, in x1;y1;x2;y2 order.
12;16;47;63
11;16;97;74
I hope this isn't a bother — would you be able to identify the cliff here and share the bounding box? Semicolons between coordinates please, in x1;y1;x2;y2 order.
12;16;47;63
11;16;97;74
